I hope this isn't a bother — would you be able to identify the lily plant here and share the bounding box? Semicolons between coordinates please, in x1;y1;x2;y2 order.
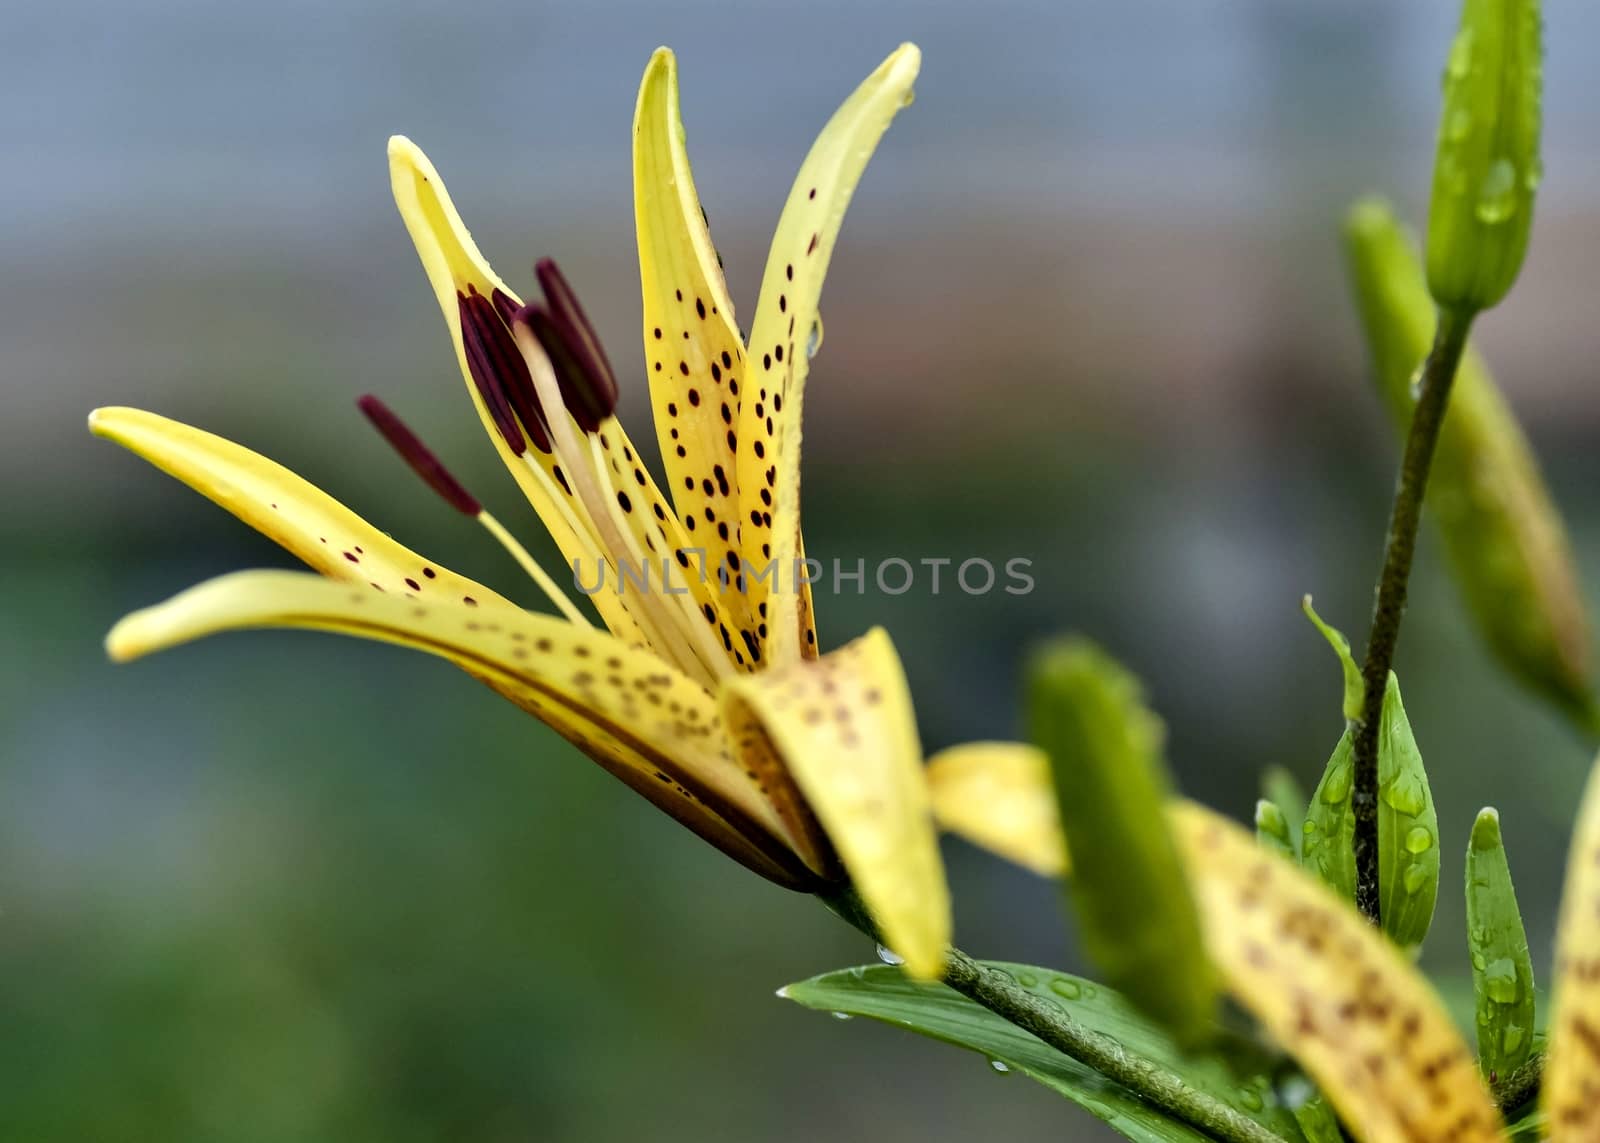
93;44;949;978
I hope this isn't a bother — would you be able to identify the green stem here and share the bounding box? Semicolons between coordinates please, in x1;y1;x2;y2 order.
1351;306;1474;924
821;891;1287;1143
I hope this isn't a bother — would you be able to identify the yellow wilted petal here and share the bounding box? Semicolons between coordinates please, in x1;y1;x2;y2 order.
632;50;757;651
1543;754;1600;1139
90;406;513;609
722;627;949;977
108;569;812;888
736;44;921;665
1170;801;1508;1143
926;742;1069;878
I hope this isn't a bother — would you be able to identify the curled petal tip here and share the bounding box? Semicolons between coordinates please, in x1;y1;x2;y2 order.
105;612;150;663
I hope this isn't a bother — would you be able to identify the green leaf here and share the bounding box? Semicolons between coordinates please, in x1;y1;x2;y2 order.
1301;597;1363;721
1261;766;1307;861
781;963;1305;1143
1376;674;1440;950
1301;730;1357;899
1465;807;1536;1078
1255;799;1296;860
1027;639;1216;1045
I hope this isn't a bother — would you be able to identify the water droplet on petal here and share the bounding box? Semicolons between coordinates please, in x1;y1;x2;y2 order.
805;318;824;359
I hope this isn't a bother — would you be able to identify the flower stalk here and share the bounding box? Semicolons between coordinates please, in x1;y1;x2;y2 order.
1351;307;1473;924
820;888;1287;1143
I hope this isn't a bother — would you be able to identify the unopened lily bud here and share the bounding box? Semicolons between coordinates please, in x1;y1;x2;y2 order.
1028;638;1216;1045
1465;808;1536;1080
1345;201;1594;731
1425;0;1543;312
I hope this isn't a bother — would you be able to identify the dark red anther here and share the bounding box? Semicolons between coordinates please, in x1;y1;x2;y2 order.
456;289;551;455
357;394;481;516
533;258;619;427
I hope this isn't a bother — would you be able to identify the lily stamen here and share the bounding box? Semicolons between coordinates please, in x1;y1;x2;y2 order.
356;395;591;628
511;317;721;686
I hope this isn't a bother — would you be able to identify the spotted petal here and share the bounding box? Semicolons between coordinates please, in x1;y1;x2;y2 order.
1171;802;1506;1143
926;742;1070;877
632;49;758;647
89;406;514;610
107;569;814;888
929;741;1506;1143
722;627;948;978
736;44;921;664
1544;754;1600;1139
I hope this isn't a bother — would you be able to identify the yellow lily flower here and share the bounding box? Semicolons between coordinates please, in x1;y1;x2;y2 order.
928;741;1600;1141
92;44;950;979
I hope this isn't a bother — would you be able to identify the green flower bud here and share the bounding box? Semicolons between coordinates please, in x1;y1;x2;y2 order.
1028;638;1216;1045
1256;798;1296;861
1425;0;1543;312
1465;807;1536;1080
1345;200;1595;732
1375;673;1440;952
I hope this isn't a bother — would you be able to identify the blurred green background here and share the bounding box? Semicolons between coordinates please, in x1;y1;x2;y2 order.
6;1;1600;1139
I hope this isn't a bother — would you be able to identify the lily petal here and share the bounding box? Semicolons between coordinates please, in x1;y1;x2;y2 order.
1544;755;1600;1139
926;742;1070;877
736;44;921;664
632;50;758;646
1170;802;1506;1143
722;627;949;978
89;406;514;609
109;569;813;888
389;137;640;641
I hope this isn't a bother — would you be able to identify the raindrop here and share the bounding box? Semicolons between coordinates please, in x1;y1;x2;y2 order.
1502;1024;1526;1054
830;1011;854;1021
1049;977;1083;1001
875;943;905;966
1403;864;1431;894
1404;826;1435;855
1321;761;1352;803
1475;158;1519;225
805;318;824;359
988;1058;1012;1074
1238;1088;1265;1113
1446;108;1474;143
1485;958;1521;1004
1016;972;1039;988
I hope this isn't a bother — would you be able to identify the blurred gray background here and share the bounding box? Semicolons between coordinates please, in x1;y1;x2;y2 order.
5;1;1600;1139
